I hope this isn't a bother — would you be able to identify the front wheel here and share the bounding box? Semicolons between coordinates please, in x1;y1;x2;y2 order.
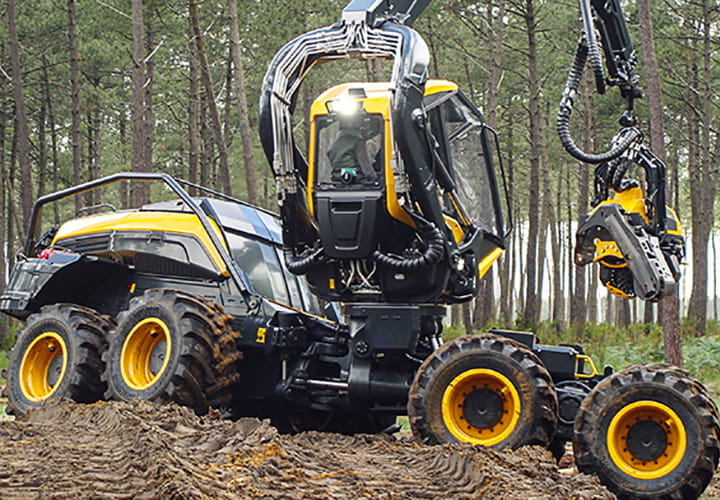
574;363;720;499
407;334;557;449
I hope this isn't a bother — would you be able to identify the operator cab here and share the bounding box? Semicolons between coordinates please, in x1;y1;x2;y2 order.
306;80;508;301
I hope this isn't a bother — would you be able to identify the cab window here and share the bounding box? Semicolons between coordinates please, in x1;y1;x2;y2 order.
227;233;290;304
438;95;504;239
315;113;384;189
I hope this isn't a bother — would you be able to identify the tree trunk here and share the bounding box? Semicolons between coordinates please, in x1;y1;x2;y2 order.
637;0;683;365
473;0;506;327
616;298;630;327
43;60;60;224
131;0;148;206
588;267;598;323
89;106;102;196
462;303;473;335
521;0;542;326
227;0;259;204
500;105;514;326
571;77;594;325
144;3;155;177
68;0;82;211
685;0;717;337
0;62;6;343
714;235;719;321
7;0;33;226
188;18;200;192
644;302;655;323
200;102;213;189
550;183;563;322
189;0;232;196
37;83;47;200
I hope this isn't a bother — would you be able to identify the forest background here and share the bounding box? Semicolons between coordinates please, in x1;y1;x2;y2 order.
0;0;718;372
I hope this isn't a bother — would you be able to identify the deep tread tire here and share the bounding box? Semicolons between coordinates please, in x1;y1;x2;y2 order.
407;334;557;449
2;304;113;416
103;289;240;415
573;363;720;499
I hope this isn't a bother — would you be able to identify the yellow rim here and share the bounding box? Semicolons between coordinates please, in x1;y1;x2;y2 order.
120;317;172;391
19;331;68;403
441;368;521;446
607;400;687;479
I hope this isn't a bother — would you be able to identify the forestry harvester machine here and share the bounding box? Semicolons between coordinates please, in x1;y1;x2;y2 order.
1;0;717;498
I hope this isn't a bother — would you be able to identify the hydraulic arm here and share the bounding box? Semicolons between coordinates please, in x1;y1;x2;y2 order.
557;0;685;301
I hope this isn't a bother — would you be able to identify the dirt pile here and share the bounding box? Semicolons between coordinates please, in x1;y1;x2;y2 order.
0;399;613;499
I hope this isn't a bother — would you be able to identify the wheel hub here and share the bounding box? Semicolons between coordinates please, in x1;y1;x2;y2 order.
148;340;167;376
46;352;65;388
626;419;668;462
463;388;503;429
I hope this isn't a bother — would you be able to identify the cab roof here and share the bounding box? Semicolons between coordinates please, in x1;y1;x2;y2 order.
310;79;458;117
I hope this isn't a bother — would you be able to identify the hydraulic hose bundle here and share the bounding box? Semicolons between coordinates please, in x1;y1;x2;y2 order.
556;41;641;164
556;0;640;164
372;214;445;271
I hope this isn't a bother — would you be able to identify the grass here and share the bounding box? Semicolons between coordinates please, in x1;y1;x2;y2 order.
0;349;6;417
0;349;6;386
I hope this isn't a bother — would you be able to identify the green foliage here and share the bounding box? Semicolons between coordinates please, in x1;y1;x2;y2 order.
0;327;16;352
0;350;7;386
682;336;720;383
442;324;467;342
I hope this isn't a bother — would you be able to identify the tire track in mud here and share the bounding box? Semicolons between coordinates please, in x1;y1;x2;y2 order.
0;400;613;499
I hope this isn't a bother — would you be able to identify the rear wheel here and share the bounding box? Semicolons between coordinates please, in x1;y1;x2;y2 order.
574;363;720;499
3;304;113;416
103;289;240;414
407;334;557;449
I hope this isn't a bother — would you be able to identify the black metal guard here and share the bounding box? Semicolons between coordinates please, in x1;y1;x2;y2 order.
23;172;248;294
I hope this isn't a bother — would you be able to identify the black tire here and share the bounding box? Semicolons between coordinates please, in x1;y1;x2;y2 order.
2;304;113;416
407;334;557;449
574;363;720;499
103;289;240;415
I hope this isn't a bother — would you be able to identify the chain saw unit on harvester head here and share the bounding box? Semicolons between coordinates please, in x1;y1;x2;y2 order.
0;1;716;499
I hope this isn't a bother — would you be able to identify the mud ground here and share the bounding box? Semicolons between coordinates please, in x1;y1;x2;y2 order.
0;399;623;499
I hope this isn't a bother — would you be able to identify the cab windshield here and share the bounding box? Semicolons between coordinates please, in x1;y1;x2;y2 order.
315;112;384;190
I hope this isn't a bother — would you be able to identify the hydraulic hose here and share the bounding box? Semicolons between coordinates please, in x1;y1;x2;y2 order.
284;247;325;275
372;215;445;271
556;42;641;164
579;0;606;95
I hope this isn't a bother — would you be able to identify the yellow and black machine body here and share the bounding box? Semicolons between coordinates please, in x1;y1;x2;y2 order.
0;1;717;499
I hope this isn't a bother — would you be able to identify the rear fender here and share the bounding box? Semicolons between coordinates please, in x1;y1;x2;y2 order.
0;253;132;319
